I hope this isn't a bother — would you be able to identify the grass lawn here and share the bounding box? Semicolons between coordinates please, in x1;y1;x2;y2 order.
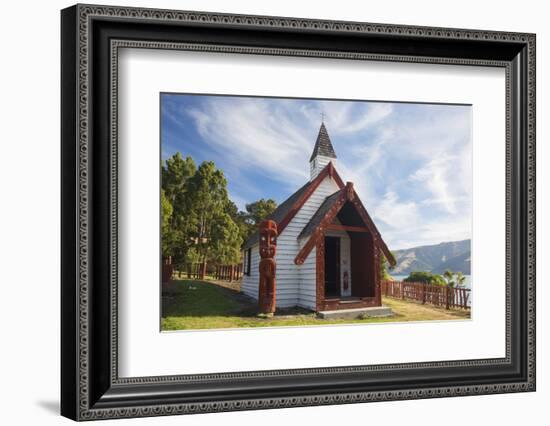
161;279;470;331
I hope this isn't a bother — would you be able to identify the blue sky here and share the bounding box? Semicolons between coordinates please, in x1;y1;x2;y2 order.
161;93;472;250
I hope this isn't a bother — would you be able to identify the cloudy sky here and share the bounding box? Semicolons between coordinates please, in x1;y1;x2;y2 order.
161;93;472;250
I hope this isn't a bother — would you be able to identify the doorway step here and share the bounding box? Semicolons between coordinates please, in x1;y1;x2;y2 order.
317;306;393;319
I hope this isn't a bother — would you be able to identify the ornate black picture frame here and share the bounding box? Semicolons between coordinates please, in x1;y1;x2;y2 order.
61;4;536;421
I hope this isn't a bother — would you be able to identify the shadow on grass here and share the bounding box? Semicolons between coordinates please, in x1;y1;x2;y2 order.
162;279;316;319
162;279;260;318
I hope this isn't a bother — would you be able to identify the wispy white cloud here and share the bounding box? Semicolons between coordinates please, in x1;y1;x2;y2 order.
409;155;458;215
186;98;311;192
373;191;420;229
336;103;393;134
167;95;472;249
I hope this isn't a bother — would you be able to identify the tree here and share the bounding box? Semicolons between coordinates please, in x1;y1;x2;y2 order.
405;271;446;286
236;198;278;244
225;200;252;248
185;161;242;265
161;153;197;269
160;189;173;257
455;271;466;288
443;269;455;287
245;199;277;225
162;153;196;218
209;212;243;264
380;252;394;281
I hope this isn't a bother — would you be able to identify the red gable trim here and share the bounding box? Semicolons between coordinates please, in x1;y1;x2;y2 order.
294;189;346;265
294;182;396;267
277;162;344;235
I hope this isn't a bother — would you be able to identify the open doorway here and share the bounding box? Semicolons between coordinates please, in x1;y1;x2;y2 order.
324;236;340;297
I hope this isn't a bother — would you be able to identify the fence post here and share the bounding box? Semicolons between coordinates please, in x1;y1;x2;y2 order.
445;286;450;309
401;282;405;300
421;284;426;304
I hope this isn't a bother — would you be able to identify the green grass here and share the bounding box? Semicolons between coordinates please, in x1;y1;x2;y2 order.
161;279;470;331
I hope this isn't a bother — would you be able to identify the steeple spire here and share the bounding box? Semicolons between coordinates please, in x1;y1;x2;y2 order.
309;122;337;180
309;123;337;162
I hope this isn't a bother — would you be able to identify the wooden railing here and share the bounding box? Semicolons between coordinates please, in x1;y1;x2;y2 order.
381;280;471;310
215;264;243;282
186;262;207;280
162;257;173;283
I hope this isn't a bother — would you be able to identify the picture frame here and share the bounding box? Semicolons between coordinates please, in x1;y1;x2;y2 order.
61;3;536;421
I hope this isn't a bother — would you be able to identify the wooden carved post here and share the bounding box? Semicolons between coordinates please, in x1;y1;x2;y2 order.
258;220;278;314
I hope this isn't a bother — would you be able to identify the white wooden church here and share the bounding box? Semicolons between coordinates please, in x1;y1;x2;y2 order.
241;123;396;313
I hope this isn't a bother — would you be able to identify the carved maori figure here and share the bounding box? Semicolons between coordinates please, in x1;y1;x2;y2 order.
258;220;277;314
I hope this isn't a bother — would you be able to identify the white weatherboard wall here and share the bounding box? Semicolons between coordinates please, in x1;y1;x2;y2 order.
243;175;341;308
310;156;336;180
276;175;340;307
293;175;342;308
298;246;317;310
241;245;260;299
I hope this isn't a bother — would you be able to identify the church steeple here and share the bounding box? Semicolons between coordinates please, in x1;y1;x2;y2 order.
309;122;337;180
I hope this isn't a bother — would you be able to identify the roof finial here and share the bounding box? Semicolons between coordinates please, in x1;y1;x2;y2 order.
320;111;325;123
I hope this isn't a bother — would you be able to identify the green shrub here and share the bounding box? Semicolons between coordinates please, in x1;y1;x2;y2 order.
404;271;446;286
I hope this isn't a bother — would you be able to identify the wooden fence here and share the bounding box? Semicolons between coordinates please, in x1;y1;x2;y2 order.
186;262;207;280
381;280;471;310
181;263;243;281
162;257;173;283
215;264;243;282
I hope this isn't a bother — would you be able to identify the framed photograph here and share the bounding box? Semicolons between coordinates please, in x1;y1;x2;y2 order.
61;4;536;421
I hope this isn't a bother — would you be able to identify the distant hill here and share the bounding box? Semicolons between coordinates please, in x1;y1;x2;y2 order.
391;239;471;276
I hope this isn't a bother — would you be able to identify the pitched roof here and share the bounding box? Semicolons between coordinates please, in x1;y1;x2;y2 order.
242;162;345;250
309;123;337;162
242;180;312;249
294;184;396;267
297;191;341;240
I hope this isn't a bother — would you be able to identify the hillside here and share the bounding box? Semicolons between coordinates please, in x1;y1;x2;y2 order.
391;239;471;275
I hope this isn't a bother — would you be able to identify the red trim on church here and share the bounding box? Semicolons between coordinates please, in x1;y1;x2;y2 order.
294;182;396;267
276;161;344;234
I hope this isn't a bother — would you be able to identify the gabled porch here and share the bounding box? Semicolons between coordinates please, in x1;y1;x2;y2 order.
295;182;396;312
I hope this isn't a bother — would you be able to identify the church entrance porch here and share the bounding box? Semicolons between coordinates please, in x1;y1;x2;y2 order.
316;224;380;312
294;181;396;313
